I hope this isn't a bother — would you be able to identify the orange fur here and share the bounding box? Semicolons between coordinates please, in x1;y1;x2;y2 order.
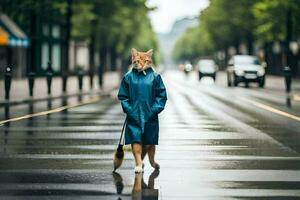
131;48;153;71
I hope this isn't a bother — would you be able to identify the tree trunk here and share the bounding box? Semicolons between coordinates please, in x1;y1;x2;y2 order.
98;47;106;88
246;33;254;55
64;0;73;73
111;46;117;71
89;35;95;89
105;47;111;72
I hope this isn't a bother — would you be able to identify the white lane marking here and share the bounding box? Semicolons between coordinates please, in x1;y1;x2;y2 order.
167;76;298;154
241;97;300;122
184;72;300;122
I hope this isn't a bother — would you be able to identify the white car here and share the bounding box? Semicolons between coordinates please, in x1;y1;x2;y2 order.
227;55;266;87
197;59;218;81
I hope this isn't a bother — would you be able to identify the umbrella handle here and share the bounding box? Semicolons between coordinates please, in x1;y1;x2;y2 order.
118;118;127;145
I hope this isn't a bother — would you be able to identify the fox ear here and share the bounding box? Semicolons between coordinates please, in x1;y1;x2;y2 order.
131;48;138;56
146;49;153;56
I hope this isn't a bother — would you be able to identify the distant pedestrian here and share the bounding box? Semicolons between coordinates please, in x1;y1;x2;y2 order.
118;48;167;173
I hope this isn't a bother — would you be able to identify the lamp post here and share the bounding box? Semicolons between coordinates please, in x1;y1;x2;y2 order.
28;71;35;97
4;67;12;100
283;41;299;94
283;66;292;93
282;5;294;94
62;71;68;93
46;61;53;95
77;67;84;91
62;0;73;93
89;69;94;90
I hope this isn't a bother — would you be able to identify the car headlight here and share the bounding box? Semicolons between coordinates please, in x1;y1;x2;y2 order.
235;69;244;76
257;68;265;76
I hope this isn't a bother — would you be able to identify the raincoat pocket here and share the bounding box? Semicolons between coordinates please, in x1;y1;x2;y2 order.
127;103;139;125
144;101;155;122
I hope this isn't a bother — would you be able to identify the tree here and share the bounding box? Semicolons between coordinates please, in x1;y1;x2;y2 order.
0;0;159;74
253;0;300;75
173;0;259;63
85;0;159;71
173;24;213;62
253;0;300;43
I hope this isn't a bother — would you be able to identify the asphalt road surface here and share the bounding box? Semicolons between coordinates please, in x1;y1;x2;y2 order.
0;70;300;199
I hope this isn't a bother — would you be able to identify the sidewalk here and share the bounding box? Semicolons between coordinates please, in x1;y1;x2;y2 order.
0;72;120;105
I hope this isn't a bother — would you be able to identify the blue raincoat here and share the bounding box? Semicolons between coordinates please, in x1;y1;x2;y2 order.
117;67;167;145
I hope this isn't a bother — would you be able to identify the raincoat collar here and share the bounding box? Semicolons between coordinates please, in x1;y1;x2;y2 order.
132;64;154;75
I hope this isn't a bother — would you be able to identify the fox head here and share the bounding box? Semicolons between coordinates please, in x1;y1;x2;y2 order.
131;48;153;71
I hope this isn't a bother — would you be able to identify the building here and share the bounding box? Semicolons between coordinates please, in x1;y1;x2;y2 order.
28;13;66;76
0;14;29;78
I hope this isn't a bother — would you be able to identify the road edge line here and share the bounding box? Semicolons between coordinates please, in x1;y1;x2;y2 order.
0;97;101;126
241;98;300;122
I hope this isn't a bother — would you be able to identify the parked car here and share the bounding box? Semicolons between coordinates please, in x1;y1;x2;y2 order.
197;59;218;81
227;55;266;87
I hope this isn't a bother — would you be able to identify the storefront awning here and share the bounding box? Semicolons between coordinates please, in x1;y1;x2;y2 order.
0;14;29;47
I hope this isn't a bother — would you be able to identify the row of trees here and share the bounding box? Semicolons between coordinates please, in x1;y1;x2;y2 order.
0;0;159;74
173;0;300;71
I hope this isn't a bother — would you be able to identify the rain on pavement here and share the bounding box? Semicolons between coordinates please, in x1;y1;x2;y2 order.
0;71;300;199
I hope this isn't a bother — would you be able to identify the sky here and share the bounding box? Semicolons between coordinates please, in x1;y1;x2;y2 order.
147;0;209;34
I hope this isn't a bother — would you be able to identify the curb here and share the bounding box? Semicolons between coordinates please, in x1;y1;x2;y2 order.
0;87;118;108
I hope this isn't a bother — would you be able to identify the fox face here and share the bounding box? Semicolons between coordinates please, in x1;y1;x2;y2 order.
131;48;153;71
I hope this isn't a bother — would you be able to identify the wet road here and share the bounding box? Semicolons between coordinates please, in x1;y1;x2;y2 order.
0;70;300;199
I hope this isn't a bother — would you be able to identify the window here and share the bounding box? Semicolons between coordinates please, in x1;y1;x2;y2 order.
41;43;49;70
52;25;60;38
42;24;49;36
52;44;61;71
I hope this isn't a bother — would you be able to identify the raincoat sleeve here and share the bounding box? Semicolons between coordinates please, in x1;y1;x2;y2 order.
151;74;167;115
117;76;132;114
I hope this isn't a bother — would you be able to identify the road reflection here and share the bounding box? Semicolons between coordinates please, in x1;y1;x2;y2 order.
47;98;52;120
112;172;124;195
286;93;292;108
199;76;216;85
28;101;34;115
4;105;9;120
113;170;160;200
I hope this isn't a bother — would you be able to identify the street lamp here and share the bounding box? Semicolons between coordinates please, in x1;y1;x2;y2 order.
272;41;281;54
289;41;299;55
239;43;248;55
228;46;236;56
4;67;12;100
46;61;53;95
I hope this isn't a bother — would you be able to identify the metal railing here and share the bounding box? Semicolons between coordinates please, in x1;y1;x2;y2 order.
3;62;103;102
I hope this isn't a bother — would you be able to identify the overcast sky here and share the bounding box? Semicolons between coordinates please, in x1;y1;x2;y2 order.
147;0;209;33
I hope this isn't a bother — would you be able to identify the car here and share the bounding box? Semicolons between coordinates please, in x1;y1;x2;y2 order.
226;55;266;87
197;59;218;81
